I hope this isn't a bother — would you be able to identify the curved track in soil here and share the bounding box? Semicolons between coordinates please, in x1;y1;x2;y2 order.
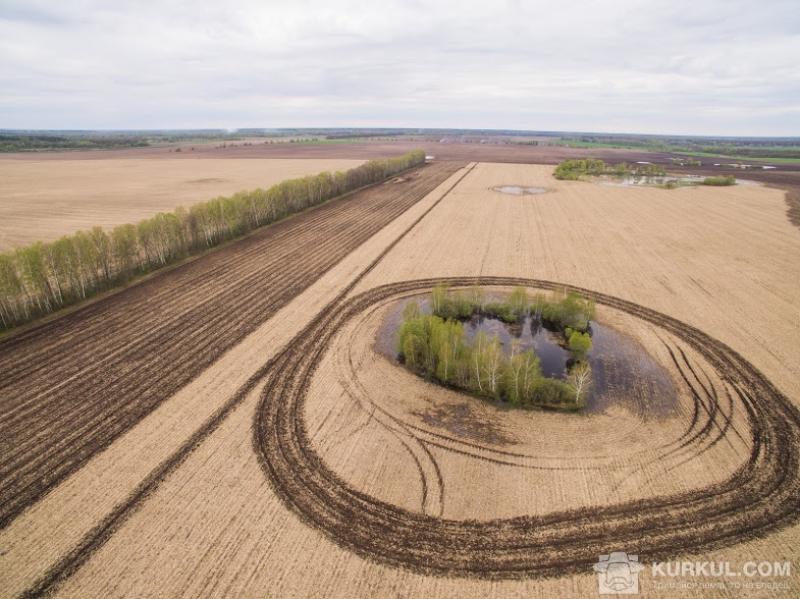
324;298;743;520
254;276;800;579
0;161;464;529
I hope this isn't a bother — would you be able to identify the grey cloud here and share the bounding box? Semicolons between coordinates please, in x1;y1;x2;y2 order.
0;0;798;135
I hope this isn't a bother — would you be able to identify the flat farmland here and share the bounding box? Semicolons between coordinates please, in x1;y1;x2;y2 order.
0;160;462;529
1;162;799;599
0;158;363;249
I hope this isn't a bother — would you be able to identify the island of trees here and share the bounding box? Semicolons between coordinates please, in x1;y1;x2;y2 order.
396;286;595;411
554;159;737;188
553;159;666;180
0;150;426;330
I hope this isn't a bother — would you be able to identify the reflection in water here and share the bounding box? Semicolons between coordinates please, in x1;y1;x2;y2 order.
599;174;710;187
464;316;568;379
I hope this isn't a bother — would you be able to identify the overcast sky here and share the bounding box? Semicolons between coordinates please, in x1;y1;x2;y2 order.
1;0;798;136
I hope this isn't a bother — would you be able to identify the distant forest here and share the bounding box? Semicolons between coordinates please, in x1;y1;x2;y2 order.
0;134;150;152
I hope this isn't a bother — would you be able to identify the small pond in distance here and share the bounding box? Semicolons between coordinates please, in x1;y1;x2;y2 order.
491;185;549;195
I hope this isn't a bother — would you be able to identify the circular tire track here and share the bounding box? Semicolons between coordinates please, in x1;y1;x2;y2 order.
254;276;800;579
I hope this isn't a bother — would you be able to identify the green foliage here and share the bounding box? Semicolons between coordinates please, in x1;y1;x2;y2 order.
555;135;800;163
701;175;736;186
529;378;578;409
503;348;541;406
402;301;421;321
434;288;477;320
553;159;608;180
507;287;529;318
431;284;447;315
567;330;592;358
540;291;595;332
0;134;150;152
0;150;426;330
431;285;530;324
553;158;666;180
482;302;518;324
396;293;591;411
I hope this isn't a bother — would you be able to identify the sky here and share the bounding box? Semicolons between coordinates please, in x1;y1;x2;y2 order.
1;0;799;136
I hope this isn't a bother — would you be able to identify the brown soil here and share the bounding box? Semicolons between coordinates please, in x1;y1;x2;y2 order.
0;160;464;529
255;277;800;578
1;160;797;599
0;158;363;249
7;140;799;231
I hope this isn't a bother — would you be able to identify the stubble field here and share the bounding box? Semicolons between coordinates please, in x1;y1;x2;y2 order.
0;160;798;598
0;158;363;249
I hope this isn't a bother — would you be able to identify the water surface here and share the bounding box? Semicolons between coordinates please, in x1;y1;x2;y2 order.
491;185;549;195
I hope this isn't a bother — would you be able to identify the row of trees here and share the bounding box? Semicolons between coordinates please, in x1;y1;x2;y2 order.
398;287;596;410
0;150;426;330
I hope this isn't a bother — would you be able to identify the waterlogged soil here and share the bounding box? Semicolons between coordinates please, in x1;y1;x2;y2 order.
491;185;549;195
597;174;724;188
376;295;678;417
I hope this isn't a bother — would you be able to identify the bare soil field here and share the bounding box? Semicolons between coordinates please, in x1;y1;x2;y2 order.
0;158;363;249
1;162;798;599
0;160;462;528
7;139;800;172
0;141;696;169
8;141;798;233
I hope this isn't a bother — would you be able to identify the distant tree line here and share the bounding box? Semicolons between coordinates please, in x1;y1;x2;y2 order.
397;286;594;411
0;150;426;330
553;159;666;180
0;134;150;152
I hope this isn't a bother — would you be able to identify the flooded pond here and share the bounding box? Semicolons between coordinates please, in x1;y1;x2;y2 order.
491;185;549;195
376;296;678;418
597;174;735;188
463;315;569;378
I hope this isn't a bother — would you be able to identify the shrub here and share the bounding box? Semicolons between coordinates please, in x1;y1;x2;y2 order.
540;292;595;332
507;287;529;319
528;378;577;408
483;302;518;324
701;175;736;186
568;330;592;358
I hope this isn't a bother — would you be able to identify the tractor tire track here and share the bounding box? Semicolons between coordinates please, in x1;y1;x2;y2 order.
253;276;800;579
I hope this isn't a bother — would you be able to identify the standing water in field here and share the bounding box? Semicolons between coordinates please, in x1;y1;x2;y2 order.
463;315;569;379
491;185;549;195
376;296;678;418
